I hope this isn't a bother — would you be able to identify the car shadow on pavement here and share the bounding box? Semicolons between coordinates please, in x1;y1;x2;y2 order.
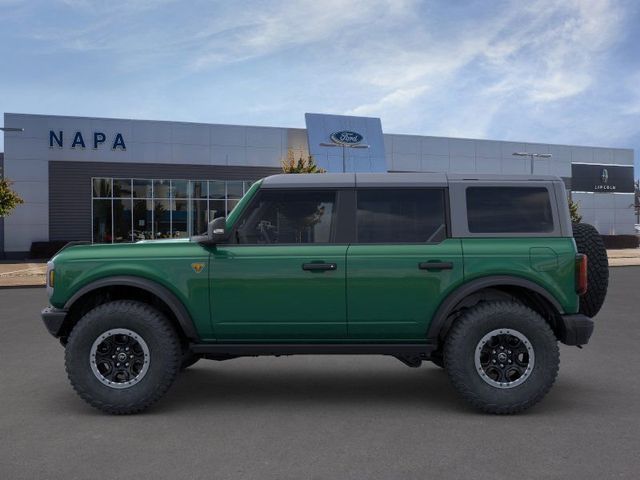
152;362;472;414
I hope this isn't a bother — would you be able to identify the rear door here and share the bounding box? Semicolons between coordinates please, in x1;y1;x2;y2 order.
346;188;463;340
210;188;349;340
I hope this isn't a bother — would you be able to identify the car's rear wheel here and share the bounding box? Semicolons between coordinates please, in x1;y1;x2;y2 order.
65;300;181;414
572;222;609;317
444;301;559;414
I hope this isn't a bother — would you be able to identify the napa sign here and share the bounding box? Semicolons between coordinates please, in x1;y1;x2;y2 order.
49;130;126;150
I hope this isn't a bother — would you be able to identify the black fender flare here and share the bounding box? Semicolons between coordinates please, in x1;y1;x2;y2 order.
64;275;199;340
426;275;564;343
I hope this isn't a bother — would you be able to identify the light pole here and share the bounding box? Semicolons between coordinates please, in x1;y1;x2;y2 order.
320;142;370;172
512;152;552;174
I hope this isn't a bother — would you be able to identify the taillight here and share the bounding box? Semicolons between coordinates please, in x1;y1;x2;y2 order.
576;254;588;295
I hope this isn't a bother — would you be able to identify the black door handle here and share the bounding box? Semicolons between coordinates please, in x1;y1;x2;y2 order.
302;263;337;272
419;261;453;271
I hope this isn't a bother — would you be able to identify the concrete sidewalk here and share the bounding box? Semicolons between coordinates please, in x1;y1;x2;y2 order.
1;249;638;288
0;262;46;287
606;249;640;266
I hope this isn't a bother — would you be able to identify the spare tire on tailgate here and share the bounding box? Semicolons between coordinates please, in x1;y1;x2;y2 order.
572;223;609;317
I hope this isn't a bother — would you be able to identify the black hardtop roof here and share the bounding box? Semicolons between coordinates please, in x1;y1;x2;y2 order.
261;172;561;188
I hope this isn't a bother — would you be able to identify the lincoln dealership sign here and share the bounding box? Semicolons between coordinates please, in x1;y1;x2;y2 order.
571;163;634;193
330;130;364;146
49;130;126;150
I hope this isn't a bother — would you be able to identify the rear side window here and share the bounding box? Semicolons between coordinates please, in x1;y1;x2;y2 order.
466;187;554;233
356;189;447;243
235;189;336;244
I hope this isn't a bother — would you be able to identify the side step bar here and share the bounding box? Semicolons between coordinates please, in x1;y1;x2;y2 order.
190;343;437;357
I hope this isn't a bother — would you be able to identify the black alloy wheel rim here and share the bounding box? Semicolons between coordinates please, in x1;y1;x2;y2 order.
474;328;535;389
89;329;150;389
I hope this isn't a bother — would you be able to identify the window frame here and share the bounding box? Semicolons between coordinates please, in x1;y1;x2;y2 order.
352;187;450;245
448;182;562;238
227;188;346;246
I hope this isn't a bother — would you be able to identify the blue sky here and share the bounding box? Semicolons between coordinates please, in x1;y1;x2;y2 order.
1;0;639;176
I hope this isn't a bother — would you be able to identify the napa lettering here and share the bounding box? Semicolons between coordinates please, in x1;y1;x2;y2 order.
49;130;127;151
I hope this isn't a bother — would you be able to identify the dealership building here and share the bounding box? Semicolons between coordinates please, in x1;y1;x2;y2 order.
0;112;635;258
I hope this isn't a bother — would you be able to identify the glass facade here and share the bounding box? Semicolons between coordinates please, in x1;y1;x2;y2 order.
92;178;252;243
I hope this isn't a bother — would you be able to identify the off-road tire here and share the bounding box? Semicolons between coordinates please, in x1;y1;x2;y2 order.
430;351;445;368
65;300;181;414
180;351;201;370
444;301;559;414
572;222;609;317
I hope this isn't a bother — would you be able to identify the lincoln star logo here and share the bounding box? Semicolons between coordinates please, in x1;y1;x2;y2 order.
191;263;205;273
330;130;364;146
601;168;609;184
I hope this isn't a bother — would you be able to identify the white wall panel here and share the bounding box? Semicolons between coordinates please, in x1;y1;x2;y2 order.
476;140;501;158
420;136;449;156
10;181;48;204
421;154;449;172
171;144;209;164
246;127;283;148
449;138;475;157
132;121;172;144
613;149;634;165
211;146;246;166
3;203;48;226
500;142;526;159
449;156;475;173
571;146;595;164
171;122;209;145
593;194;615;209
246;147;282;167
614;193;635;209
3;223;48;251
501;157;527;174
550;160;571;177
572;192;595;210
211;125;246;146
475;157;502;174
392;135;420;154
3;159;48;182
392;153;420;171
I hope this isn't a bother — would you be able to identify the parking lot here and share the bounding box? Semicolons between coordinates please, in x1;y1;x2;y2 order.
1;267;639;479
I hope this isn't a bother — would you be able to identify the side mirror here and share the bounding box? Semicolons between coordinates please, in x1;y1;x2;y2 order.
207;217;228;244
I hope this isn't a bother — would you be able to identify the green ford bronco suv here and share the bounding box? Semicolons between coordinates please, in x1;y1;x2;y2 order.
41;173;608;414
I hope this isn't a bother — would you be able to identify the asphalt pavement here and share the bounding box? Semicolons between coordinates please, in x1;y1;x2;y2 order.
1;268;639;479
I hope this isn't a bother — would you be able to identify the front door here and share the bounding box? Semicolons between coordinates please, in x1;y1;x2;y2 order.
210;188;347;340
346;188;464;340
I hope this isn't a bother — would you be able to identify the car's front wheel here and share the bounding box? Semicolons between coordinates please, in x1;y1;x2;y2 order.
65;300;182;414
444;301;559;414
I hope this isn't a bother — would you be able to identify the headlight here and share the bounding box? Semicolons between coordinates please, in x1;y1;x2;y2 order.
46;260;55;297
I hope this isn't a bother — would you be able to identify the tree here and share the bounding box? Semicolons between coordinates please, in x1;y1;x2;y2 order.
0;178;24;217
281;149;326;173
569;198;582;224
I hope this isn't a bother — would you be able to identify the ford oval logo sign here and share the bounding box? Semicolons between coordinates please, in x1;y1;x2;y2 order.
330;130;363;145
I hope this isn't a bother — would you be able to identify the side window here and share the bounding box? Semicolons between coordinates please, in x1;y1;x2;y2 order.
356;189;447;243
235;190;336;244
466;187;554;233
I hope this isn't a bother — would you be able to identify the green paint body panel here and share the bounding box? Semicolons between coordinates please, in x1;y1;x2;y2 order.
346;240;464;340
47;180;580;343
461;237;579;314
209;245;347;340
49;240;214;338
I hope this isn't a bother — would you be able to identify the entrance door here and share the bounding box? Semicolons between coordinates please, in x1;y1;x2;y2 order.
346;188;463;340
210;188;348;340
